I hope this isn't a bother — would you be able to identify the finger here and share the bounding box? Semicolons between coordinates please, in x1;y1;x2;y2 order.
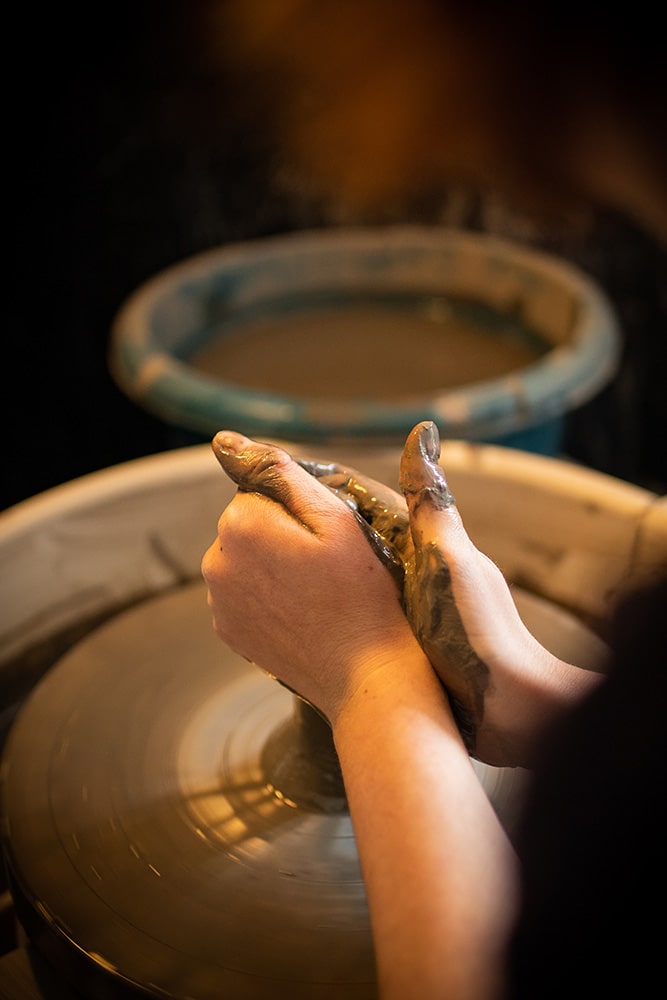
296;461;409;589
399;421;471;550
399;420;456;513
211;430;355;532
299;458;404;516
302;461;411;559
399;423;485;750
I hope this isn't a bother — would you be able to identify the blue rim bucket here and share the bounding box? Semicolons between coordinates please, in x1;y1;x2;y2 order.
109;226;621;454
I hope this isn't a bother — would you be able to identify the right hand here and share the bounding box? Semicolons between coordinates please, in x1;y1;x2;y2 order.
200;431;430;727
328;421;602;767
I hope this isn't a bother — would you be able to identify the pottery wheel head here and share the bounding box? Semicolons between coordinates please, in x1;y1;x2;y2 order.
1;579;599;997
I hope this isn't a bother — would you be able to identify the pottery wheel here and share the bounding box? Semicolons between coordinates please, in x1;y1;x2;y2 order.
0;580;607;999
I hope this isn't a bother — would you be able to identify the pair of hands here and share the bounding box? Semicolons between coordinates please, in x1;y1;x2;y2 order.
201;421;585;768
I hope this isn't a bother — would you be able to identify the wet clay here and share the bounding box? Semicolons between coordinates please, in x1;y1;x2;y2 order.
191;303;543;400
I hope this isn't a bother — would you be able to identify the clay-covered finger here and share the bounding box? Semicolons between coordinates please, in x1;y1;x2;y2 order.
301;461;411;561
297;461;410;590
399;421;473;562
212;430;407;592
399;420;456;512
211;430;342;529
399;421;485;752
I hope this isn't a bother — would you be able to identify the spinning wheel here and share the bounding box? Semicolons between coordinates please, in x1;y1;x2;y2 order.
1;580;603;998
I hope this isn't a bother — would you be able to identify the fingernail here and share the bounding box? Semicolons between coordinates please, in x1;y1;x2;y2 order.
418;421;440;462
213;431;244;456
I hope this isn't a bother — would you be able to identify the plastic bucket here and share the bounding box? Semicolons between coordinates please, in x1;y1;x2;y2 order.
108;226;621;454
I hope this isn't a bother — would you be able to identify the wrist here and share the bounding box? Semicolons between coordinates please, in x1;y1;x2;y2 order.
332;641;466;757
482;639;604;768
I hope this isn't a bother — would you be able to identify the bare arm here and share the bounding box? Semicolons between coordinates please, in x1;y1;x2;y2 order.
333;655;519;1000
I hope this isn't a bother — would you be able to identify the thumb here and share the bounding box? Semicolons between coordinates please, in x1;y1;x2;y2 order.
398;421;485;752
212;430;343;531
399;420;454;509
399;421;472;560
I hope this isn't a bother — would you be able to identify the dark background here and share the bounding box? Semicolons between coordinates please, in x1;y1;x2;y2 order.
7;1;666;513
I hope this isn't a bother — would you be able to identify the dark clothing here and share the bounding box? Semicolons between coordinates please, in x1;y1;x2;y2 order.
508;574;667;997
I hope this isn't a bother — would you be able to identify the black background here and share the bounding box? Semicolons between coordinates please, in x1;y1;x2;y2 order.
7;1;666;513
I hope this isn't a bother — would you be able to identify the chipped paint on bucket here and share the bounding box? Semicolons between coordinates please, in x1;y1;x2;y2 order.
109;226;621;453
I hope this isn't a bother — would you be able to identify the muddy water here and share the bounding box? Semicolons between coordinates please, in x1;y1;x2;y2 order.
190;302;545;401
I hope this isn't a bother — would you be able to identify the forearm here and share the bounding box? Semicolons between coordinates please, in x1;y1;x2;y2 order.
333;650;519;1000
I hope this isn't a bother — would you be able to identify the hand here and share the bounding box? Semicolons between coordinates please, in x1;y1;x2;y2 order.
200;431;427;725
398;421;602;767
310;421;602;768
